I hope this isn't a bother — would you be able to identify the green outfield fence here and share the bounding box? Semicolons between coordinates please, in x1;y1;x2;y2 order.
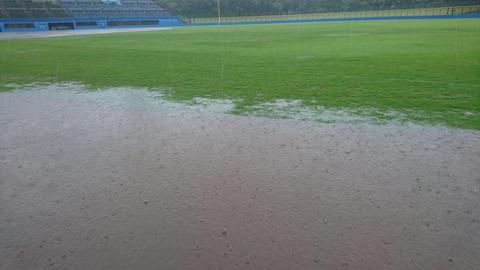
186;5;480;24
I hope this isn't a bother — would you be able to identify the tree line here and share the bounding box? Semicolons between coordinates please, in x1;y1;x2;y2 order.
157;0;480;18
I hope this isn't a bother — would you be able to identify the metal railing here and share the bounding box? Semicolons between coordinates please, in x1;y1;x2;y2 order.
187;5;480;24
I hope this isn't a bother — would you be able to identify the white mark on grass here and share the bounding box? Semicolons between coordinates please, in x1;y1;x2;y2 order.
242;99;412;125
188;97;237;113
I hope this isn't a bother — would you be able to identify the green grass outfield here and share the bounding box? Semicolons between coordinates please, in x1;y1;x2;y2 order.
1;19;479;129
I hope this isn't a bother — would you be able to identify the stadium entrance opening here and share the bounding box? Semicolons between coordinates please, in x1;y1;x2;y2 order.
48;22;74;31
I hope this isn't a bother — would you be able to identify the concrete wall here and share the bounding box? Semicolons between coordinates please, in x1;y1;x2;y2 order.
0;17;184;32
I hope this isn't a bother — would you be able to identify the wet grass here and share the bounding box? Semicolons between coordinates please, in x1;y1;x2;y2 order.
0;84;13;93
1;19;479;129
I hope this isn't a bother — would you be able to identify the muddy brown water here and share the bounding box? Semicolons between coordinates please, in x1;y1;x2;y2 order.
1;86;479;270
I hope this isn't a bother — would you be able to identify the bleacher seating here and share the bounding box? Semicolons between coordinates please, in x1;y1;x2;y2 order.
0;0;172;19
58;0;171;18
0;0;71;18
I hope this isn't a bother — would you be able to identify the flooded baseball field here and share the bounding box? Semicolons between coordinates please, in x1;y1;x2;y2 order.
1;84;479;270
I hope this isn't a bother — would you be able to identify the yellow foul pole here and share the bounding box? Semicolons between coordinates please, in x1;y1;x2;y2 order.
217;0;222;24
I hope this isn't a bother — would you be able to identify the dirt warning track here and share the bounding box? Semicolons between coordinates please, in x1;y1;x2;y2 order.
0;27;171;40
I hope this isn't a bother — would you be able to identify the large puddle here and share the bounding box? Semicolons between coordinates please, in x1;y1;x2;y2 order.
1;83;480;269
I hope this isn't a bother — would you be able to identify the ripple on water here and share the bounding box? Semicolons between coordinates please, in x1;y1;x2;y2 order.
1;82;479;270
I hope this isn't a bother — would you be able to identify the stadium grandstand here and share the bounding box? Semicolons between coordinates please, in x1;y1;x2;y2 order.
0;0;183;32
